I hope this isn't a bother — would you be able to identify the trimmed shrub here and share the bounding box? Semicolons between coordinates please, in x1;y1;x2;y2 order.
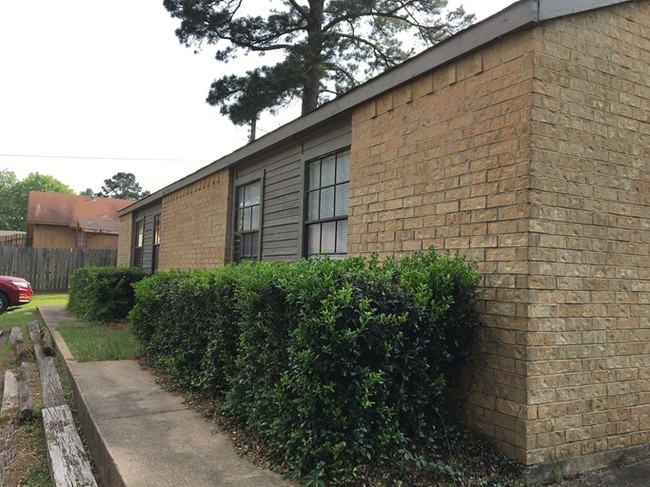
68;266;146;323
130;266;244;393
130;249;482;482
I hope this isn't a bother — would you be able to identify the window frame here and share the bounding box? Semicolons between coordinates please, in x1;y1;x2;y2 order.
133;217;145;268
151;213;161;272
303;147;350;258
231;172;264;263
75;229;86;249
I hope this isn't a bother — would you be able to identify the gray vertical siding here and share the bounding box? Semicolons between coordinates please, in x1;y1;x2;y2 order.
235;116;352;262
133;203;161;272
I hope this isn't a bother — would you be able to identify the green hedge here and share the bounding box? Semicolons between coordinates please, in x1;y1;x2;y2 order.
129;266;242;393
68;266;146;323
130;250;481;481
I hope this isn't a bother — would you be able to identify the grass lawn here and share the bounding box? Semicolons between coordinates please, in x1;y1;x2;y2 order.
0;293;69;375
0;292;140;362
57;323;141;362
0;293;68;329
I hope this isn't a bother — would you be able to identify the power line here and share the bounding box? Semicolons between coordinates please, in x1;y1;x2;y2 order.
0;153;208;163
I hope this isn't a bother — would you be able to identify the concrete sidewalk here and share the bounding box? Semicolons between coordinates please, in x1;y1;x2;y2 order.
551;457;650;487
38;306;650;487
38;306;295;487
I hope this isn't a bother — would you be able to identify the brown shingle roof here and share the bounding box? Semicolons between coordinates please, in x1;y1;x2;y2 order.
76;216;121;234
27;192;132;234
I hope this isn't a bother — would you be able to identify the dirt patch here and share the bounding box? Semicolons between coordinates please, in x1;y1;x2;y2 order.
2;420;40;485
0;330;49;486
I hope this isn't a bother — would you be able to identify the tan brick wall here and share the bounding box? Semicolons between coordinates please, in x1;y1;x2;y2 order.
350;28;537;463
525;2;650;468
349;1;650;471
117;214;133;266
159;169;231;270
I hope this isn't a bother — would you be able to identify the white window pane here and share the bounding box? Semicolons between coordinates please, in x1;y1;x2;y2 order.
307;191;320;220
308;224;321;255
251;205;260;230
234;234;242;259
236;209;244;232
134;248;142;267
308;161;320;190
335;182;349;217
336;150;350;183
153;216;161;245
321;155;336;186
135;221;144;247
238;187;245;208
336;220;348;254
246;182;261;205
320;187;335;219
251;232;259;258
243;233;253;257
243;208;252;231
321;221;336;254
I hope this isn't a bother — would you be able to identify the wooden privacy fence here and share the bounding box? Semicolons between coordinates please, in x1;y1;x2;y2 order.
0;248;117;292
0;233;29;247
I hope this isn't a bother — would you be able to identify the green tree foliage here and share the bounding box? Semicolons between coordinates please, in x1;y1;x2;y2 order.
0;170;74;231
164;0;474;126
206;60;301;141
0;169;20;230
99;172;151;200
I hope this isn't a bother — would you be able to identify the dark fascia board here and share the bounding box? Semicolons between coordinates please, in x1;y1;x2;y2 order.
119;0;632;217
539;0;631;18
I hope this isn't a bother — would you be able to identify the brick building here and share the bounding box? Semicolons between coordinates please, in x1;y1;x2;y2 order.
118;0;650;478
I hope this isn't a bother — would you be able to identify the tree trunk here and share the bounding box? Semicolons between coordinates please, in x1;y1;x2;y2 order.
301;70;320;114
302;0;325;114
249;116;257;142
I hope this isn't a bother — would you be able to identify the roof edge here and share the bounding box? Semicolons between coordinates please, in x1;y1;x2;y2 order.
120;0;632;216
539;0;631;19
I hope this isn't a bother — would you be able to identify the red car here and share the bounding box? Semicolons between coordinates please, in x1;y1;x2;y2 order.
0;275;32;314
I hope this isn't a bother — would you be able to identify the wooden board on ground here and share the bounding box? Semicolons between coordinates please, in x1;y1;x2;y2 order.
41;327;56;356
42;405;98;487
8;327;22;347
18;362;34;422
38;357;66;409
0;370;18;416
28;321;41;344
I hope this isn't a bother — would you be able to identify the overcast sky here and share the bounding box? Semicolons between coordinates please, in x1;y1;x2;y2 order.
0;0;517;195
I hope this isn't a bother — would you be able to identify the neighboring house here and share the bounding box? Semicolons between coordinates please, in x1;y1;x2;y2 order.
28;192;132;249
117;0;650;479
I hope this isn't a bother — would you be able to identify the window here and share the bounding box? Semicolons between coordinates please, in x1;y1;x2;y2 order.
133;219;144;268
233;180;261;262
305;148;350;257
76;230;86;249
152;214;161;272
